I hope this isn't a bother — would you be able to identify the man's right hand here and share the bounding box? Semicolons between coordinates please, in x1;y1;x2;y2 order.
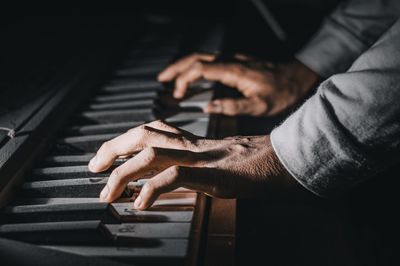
157;53;319;116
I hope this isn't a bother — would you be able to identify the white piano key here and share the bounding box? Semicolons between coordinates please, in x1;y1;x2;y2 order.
41;239;189;259
105;222;191;239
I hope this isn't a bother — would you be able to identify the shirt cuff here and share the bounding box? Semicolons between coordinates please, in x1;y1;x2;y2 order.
270;85;367;198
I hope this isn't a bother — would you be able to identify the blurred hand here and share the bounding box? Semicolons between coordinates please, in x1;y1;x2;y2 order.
88;120;296;210
158;53;319;116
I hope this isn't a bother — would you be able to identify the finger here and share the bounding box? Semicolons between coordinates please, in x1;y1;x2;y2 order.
100;148;199;202
88;123;191;173
134;166;222;210
173;62;205;99
133;166;181;210
204;97;268;116
173;61;244;99
157;53;216;82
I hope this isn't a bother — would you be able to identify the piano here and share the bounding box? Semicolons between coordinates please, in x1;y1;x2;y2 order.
3;2;398;266
0;7;236;266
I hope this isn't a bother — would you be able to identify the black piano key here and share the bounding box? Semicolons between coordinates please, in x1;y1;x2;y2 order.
2;202;118;224
79;109;157;124
67;121;144;135
0;220;110;245
94;91;158;103
20;178;132;198
56;133;119;153
87;99;157;111
31;165;112;180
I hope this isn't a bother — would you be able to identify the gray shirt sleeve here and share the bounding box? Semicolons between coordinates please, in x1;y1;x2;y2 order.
296;0;400;78
271;19;400;197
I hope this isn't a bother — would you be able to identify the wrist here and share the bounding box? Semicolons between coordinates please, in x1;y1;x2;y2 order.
286;59;320;97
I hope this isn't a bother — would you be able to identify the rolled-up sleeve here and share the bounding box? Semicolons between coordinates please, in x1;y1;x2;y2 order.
296;0;400;78
271;19;400;197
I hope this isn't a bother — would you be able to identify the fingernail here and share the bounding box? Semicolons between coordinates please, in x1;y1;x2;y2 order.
89;156;97;169
100;185;109;200
134;195;142;209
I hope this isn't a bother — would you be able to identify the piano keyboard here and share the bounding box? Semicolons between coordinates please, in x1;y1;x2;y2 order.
0;24;232;265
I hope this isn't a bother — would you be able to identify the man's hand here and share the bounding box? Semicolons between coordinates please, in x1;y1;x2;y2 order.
88;120;296;210
158;53;319;116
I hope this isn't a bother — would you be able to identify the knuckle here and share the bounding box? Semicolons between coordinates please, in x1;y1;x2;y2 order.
142;181;156;195
143;147;157;163
138;124;147;132
232;143;248;152
151;120;164;128
111;166;132;184
169;165;180;176
99;141;112;154
169;165;183;181
110;168;123;183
